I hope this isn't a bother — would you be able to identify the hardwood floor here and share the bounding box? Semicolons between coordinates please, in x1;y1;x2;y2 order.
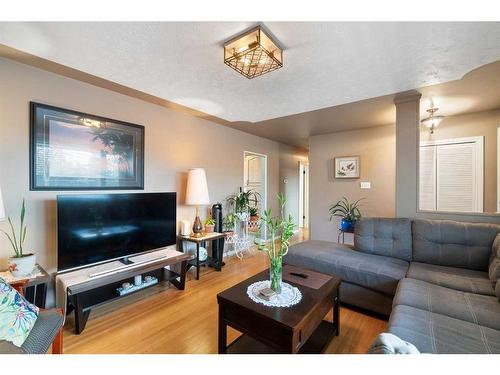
63;229;387;354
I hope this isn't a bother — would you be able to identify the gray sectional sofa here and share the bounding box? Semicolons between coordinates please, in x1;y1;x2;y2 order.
285;217;500;354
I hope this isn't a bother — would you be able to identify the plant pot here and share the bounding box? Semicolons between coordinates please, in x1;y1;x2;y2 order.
204;224;215;233
340;218;355;233
250;215;259;222
8;253;36;277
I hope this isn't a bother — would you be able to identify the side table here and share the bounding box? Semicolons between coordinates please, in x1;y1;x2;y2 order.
177;232;226;280
1;264;50;308
337;228;354;244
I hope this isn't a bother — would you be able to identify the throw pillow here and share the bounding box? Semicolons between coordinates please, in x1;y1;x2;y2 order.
367;333;420;354
0;277;39;347
496;279;500;302
489;233;500;285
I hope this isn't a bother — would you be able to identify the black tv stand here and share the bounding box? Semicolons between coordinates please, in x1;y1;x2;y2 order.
66;251;190;334
119;257;134;265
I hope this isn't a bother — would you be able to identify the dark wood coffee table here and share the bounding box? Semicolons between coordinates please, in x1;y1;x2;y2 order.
217;265;341;354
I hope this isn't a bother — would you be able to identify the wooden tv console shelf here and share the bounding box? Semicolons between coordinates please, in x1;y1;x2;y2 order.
63;250;190;334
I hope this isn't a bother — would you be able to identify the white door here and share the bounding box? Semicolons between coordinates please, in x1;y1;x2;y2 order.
243;151;268;238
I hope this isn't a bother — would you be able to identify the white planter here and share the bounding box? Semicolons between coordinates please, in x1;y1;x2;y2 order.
8;254;36;277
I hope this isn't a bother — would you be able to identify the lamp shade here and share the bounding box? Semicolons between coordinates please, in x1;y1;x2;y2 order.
185;168;210;206
0;187;5;221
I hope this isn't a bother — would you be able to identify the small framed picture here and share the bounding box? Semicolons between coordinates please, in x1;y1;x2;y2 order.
334;156;360;179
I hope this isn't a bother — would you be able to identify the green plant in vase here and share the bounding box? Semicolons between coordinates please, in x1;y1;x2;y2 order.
255;193;296;293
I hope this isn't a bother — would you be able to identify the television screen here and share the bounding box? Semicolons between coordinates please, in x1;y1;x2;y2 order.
57;192;176;271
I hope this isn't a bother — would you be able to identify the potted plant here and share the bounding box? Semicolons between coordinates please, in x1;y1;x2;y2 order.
226;188;261;215
329;197;363;233
249;206;260;222
1;199;36;277
255;193;296;294
204;217;215;233
227;188;261;246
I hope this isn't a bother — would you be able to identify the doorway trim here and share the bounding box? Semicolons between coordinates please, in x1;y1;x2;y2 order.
298;161;309;228
243;151;268;214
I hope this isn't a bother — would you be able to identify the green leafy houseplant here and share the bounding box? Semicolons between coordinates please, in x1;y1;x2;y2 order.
204;217;216;233
255;193;296;293
1;199;28;258
329;197;363;232
1;199;35;276
204;217;215;226
226;188;261;214
222;213;236;232
249;206;259;221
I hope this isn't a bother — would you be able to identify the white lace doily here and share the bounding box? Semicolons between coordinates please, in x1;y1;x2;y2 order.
247;280;302;307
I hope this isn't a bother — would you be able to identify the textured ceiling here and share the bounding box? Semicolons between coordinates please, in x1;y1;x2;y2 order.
0;22;500;125
234;60;500;148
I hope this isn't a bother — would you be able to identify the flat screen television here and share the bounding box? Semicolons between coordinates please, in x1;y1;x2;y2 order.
57;192;176;271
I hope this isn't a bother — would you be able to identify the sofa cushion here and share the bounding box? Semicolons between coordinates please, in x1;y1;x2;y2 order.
394;278;500;330
412;219;500;271
407;262;495;296
489;233;500;285
285;240;409;295
496;280;500;302
388;305;500;353
354;218;412;261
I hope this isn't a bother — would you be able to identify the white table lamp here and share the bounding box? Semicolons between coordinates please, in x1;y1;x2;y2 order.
0;187;5;222
185;168;210;236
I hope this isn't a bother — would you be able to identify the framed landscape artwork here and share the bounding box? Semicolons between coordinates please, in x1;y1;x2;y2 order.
30;102;145;190
334;156;360;179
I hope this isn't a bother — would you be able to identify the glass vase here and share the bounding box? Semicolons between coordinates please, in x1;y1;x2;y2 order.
269;256;283;294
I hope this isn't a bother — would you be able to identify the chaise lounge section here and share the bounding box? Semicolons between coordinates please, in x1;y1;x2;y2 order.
285;217;500;353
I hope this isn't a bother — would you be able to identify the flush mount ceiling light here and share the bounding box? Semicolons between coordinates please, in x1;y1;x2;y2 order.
224;26;283;79
421;107;444;134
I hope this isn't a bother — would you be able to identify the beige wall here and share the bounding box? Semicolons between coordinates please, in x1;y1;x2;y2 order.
279;144;309;227
420;109;499;212
0;57;282;277
396;92;500;223
309;125;396;242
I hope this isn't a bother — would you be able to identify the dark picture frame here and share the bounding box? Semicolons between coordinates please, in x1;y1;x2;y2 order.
30;102;145;190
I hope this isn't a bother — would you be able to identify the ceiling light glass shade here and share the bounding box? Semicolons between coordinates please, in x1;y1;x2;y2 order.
224;26;283;79
421;115;444;129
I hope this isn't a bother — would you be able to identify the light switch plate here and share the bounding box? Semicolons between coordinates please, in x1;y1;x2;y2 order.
360;182;371;189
